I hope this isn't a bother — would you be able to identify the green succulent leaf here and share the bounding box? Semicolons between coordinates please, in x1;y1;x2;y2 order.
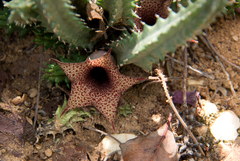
111;0;228;71
97;0;137;26
226;0;240;16
119;104;132;117
54;97;92;128
0;7;10;28
42;51;87;88
5;0;96;49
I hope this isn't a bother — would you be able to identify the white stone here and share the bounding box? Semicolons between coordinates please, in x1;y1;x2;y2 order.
44;148;52;157
27;88;38;98
232;35;239;42
210;110;240;141
201;99;219;116
96;133;137;156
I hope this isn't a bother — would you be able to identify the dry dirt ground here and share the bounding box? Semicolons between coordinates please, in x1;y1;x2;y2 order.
0;14;240;161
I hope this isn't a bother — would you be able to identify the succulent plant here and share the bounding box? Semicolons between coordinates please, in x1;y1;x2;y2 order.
2;0;229;130
119;104;132;117
226;0;240;16
133;0;172;32
4;0;228;70
111;0;228;70
53;97;93;129
0;7;9;28
35;97;94;143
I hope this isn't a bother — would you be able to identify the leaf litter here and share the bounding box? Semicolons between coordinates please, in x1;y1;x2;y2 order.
91;113;179;161
0;95;35;159
120;114;179;161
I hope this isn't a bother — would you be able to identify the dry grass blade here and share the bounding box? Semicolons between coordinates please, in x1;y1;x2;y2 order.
33;45;43;129
155;68;205;156
182;46;188;109
199;34;236;97
200;33;240;71
83;126;121;144
165;55;214;79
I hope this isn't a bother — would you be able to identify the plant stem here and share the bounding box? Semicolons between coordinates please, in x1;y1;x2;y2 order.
155;68;205;156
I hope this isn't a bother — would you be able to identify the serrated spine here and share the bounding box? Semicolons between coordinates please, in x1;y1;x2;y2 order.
111;0;228;71
97;0;136;26
5;0;95;49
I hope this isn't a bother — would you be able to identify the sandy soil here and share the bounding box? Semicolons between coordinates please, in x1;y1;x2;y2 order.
0;13;240;161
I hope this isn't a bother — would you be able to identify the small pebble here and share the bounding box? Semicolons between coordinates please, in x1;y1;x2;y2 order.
11;94;27;105
195;125;208;137
40;152;47;160
11;96;22;105
228;99;237;107
206;69;212;73
35;144;42;150
45;148;53;157
27;88;38;98
232;35;238;42
0;149;6;155
201;99;218;116
24;100;31;107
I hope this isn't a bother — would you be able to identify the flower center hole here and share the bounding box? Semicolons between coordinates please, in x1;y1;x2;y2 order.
89;67;110;87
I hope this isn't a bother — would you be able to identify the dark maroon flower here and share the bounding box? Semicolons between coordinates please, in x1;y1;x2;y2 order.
172;90;200;107
134;0;172;31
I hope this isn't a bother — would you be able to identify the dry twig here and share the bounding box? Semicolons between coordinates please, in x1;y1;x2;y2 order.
57;84;70;96
33;45;43;129
200;33;240;71
83;126;121;144
199;34;236;97
182;46;188;108
165;55;214;79
155;68;205;156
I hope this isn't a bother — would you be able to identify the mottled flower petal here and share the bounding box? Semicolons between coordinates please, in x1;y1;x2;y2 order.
52;49;146;131
134;0;172;31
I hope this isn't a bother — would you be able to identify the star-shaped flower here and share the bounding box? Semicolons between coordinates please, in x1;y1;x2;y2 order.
52;49;146;131
134;0;172;31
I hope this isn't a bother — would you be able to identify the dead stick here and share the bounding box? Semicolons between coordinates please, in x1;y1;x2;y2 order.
165;55;214;79
83;126;121;144
150;113;172;161
182;46;188;108
215;56;236;97
33;45;43;129
155;68;205;156
199;34;240;71
57;84;70;96
199;34;236;97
